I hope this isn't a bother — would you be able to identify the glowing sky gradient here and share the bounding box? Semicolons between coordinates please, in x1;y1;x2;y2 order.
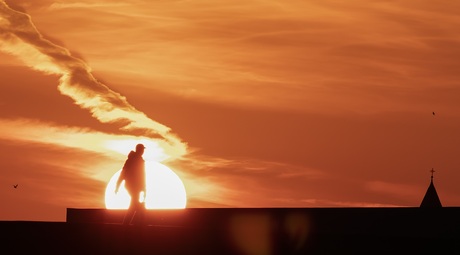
1;0;460;221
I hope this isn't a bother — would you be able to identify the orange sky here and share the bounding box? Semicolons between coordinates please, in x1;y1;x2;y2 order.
1;0;460;221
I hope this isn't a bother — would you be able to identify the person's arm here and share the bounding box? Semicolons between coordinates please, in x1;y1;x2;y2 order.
115;170;124;193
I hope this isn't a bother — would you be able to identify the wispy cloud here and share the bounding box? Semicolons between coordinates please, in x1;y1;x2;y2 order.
0;118;169;161
171;153;327;207
365;180;423;200
48;2;130;10
296;198;404;208
0;1;187;160
47;0;459;114
9;0;458;116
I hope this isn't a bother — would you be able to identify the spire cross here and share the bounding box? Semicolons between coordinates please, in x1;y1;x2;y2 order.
430;168;435;180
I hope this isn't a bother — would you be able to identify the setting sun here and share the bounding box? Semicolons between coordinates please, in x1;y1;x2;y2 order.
105;161;187;209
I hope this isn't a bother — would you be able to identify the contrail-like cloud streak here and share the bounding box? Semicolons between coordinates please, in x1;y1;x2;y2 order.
0;1;187;159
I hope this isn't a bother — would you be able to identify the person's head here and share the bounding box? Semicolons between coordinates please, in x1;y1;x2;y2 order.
135;143;145;154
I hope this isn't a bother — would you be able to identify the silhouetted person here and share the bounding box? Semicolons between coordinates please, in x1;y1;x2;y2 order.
115;143;147;225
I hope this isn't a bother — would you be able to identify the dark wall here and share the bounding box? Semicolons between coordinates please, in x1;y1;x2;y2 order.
2;207;460;254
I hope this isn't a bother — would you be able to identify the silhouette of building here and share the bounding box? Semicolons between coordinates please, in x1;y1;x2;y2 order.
420;168;442;208
3;207;460;255
3;168;460;254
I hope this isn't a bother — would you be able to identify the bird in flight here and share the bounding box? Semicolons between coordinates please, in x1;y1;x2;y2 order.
13;184;18;189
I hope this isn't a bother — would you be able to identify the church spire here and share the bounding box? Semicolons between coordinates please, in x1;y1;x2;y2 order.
420;168;442;208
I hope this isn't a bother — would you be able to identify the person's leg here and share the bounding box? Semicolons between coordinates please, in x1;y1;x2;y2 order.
134;199;146;225
122;190;138;225
122;208;133;225
127;192;141;225
131;192;146;225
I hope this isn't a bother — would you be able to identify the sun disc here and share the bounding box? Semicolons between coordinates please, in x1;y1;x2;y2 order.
105;161;186;209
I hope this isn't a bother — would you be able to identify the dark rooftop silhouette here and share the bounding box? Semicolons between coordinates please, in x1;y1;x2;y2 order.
2;168;458;254
2;207;460;255
420;168;442;208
